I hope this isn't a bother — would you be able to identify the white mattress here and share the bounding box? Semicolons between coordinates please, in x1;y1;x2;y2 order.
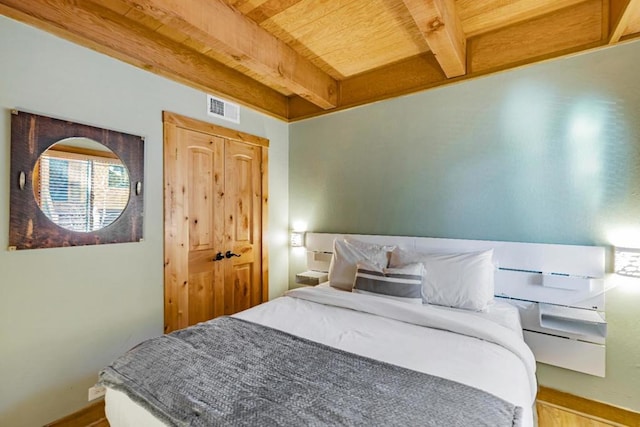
105;286;537;426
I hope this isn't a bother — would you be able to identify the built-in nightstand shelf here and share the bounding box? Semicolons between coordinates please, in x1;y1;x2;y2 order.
505;299;607;377
295;271;328;286
539;303;606;339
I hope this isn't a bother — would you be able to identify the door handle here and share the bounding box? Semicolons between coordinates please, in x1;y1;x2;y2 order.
213;252;224;261
225;250;241;258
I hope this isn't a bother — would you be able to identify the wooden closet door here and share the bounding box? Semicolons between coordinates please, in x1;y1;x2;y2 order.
224;140;263;314
165;127;226;331
164;112;268;333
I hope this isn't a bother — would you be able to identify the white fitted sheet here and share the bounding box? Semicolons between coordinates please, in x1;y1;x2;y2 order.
105;286;536;427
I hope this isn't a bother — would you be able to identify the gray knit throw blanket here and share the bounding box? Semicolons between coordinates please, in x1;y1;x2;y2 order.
100;316;522;426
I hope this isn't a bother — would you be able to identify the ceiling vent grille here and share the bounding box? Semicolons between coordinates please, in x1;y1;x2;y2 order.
207;94;240;123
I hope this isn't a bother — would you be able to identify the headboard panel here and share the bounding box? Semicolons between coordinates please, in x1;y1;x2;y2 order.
306;233;605;277
305;233;606;310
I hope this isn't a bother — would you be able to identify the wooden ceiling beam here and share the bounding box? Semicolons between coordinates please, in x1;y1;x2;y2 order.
402;0;466;78
0;0;289;119
469;0;604;74
458;0;587;38
288;54;448;121
224;0;305;24
119;0;338;109
609;0;640;42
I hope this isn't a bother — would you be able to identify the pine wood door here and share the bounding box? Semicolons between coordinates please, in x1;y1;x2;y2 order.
223;140;263;314
163;112;268;333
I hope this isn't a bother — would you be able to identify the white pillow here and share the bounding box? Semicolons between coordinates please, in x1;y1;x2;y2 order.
389;248;495;311
328;238;394;291
353;261;424;304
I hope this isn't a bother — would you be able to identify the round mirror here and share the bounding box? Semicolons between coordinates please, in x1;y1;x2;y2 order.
33;137;130;232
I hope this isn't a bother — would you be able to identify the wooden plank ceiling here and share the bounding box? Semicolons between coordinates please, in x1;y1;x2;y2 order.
1;0;640;121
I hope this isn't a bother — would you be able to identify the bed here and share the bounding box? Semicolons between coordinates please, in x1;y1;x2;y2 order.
99;234;605;426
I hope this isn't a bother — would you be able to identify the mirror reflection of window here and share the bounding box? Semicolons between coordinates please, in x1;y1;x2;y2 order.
33;138;130;232
108;165;128;188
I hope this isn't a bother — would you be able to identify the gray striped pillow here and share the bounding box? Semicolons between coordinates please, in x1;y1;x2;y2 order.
353;262;424;304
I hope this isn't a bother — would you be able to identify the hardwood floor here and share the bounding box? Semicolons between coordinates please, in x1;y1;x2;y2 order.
537;386;640;427
538;402;622;427
44;400;108;427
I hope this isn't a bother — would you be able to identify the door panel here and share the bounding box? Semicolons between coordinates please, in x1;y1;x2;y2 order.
188;147;217;251
165;127;225;331
225;140;262;314
188;270;215;324
230;264;252;314
186;132;226;325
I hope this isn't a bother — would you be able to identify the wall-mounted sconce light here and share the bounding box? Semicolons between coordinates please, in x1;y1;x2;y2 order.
614;247;640;278
290;231;306;248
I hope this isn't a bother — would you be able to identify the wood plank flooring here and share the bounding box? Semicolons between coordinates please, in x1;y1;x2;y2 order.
538;402;623;427
537;386;640;427
44;400;108;427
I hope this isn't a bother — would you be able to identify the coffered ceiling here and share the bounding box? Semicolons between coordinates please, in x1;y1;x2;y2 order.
1;0;640;121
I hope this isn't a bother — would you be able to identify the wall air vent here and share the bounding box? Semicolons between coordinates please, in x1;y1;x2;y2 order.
207;94;240;123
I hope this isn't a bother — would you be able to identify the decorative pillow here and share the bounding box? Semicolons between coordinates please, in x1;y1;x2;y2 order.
389;248;495;311
353;261;424;304
328;238;394;291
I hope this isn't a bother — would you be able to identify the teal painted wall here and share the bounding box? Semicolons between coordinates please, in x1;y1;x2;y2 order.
290;46;640;246
290;41;640;411
0;16;289;427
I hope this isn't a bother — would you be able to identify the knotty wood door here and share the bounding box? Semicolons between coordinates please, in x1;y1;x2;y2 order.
163;112;268;333
224;140;263;314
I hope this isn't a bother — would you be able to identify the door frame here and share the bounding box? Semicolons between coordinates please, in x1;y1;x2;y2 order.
162;111;269;332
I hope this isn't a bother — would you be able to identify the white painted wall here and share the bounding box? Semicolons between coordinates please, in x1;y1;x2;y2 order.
0;16;289;427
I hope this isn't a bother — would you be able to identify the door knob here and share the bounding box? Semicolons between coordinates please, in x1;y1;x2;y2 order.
225;250;241;258
213;252;224;261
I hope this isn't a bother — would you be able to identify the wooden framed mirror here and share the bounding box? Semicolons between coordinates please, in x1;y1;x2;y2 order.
9;110;144;250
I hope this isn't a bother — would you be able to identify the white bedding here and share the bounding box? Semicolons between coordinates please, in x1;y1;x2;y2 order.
316;281;524;337
105;286;537;426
